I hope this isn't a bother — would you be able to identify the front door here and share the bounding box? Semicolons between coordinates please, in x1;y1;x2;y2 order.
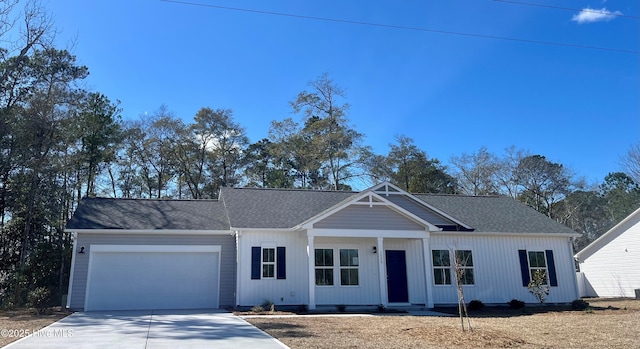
385;250;409;303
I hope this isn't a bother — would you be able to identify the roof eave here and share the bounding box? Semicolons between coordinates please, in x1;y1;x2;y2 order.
65;228;233;235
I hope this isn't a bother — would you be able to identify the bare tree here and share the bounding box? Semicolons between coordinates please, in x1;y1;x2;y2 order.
620;143;640;184
452;248;473;332
450;146;500;195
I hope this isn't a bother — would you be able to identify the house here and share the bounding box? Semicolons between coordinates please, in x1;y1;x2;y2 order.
574;207;640;298
65;182;580;311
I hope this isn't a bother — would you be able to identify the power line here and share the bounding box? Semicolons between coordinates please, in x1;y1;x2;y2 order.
160;0;639;55
492;0;640;20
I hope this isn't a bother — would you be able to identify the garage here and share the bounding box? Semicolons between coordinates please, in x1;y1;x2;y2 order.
84;245;220;311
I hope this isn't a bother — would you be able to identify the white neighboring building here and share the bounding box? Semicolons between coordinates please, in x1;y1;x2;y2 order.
575;207;640;298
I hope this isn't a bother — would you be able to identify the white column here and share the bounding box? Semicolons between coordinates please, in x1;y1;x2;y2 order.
307;234;316;310
422;237;434;308
377;237;388;307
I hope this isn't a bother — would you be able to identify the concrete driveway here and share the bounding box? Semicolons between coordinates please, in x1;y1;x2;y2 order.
3;309;289;349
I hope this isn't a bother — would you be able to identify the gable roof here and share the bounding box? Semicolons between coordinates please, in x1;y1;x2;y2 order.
415;194;578;235
220;187;357;229
574;206;640;261
65;184;579;236
66;197;230;231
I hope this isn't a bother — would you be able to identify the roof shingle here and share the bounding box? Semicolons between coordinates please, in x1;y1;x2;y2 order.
66;198;229;230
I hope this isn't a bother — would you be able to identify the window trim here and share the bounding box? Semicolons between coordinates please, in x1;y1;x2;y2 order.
527;250;548;286
454;249;475;286
261;247;276;279
339;248;360;287
314;248;334;286
432;249;452;286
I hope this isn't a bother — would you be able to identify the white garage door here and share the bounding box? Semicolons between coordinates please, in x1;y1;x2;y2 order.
85;245;220;311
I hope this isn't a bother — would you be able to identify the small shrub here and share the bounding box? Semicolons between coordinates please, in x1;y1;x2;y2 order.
337;304;346;312
584;306;594;314
28;287;51;315
250;305;264;313
261;300;275;312
571;299;590;310
468;300;485;311
509;299;525;309
527;270;550;303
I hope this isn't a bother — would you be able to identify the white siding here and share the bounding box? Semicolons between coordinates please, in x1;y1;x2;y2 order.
237;232;430;307
429;234;578;305
237;231;310;307
313;237;382;305
383;239;427;304
579;215;640;297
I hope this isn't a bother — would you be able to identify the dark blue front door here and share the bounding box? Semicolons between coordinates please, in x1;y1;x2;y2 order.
385;250;409;303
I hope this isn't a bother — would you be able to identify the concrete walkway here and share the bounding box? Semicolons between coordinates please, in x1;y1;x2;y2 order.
3;309;289;349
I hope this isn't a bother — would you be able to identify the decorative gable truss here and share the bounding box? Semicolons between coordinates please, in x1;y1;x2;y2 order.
299;183;470;233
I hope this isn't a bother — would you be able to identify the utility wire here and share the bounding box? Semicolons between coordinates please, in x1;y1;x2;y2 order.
160;0;639;55
492;0;640;20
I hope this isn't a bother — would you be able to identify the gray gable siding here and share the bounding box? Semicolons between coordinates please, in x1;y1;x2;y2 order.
384;195;457;227
69;233;236;310
313;205;425;230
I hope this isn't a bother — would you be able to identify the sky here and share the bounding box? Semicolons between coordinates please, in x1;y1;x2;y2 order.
40;0;639;187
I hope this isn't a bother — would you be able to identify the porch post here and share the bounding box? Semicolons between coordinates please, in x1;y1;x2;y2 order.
307;234;316;310
377;237;388;307
422;237;434;308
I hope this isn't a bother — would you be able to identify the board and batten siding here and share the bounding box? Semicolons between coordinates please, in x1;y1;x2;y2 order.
383;239;427;305
429;234;578;304
237;231;310;306
313;205;424;230
69;233;236;310
579;213;640;298
313;237;382;305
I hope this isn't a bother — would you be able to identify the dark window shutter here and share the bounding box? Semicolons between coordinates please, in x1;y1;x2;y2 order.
277;247;286;279
545;250;558;287
518;250;530;287
251;247;261;280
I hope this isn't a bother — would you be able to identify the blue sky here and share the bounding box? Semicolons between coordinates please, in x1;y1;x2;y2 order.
46;0;638;186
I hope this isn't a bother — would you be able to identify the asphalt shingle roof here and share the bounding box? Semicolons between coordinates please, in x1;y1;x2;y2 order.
66;197;230;230
415;194;578;234
220;187;357;229
65;187;578;236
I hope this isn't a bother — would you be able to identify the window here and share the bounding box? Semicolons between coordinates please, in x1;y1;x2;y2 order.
527;251;547;285
315;249;334;286
262;247;275;278
432;250;451;285
251;246;286;280
454;250;474;285
518;250;557;287
339;249;359;286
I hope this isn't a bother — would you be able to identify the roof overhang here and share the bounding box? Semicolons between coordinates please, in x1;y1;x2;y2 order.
66;229;233;235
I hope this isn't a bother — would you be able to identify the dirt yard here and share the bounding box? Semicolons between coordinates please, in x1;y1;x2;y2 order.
0;308;68;347
246;298;640;349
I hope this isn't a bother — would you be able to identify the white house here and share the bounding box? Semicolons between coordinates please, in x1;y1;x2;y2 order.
65;182;580;311
575;207;640;298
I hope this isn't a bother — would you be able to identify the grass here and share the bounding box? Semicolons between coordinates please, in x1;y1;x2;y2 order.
245;298;640;349
0;307;68;347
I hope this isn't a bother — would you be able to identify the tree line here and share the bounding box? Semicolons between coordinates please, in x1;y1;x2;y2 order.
1;1;639;308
